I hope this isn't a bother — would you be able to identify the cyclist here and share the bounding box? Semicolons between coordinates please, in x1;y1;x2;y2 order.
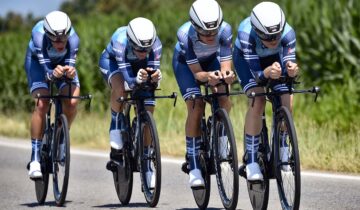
24;11;80;179
99;17;162;188
172;0;235;188
233;1;299;181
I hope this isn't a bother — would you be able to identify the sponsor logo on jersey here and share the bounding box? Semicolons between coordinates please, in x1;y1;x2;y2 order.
288;47;295;54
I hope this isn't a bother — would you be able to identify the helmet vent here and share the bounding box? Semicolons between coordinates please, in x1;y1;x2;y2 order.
140;39;152;47
204;21;217;29
266;24;280;33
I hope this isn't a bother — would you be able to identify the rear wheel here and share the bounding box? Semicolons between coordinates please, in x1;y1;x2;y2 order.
113;111;133;205
113;147;133;205
139;111;161;207
192;153;211;210
245;127;270;210
275;106;301;210
35;131;51;204
213;108;239;209
52;114;70;206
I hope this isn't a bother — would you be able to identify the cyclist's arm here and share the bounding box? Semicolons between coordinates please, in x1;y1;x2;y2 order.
147;37;162;70
177;29;209;82
220;60;232;74
113;41;136;88
64;28;79;68
238;31;266;83
219;22;233;73
281;26;297;70
31;24;53;76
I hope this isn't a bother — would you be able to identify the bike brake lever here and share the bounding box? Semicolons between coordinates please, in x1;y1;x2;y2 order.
173;92;178;107
313;86;320;102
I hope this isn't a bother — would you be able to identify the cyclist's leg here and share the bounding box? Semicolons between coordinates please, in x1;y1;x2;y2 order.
25;50;50;178
59;76;80;128
173;51;205;187
99;53;127;170
100;53;127;151
233;47;265;180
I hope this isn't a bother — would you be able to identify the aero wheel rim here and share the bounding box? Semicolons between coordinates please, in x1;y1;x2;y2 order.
213;109;239;209
277;114;297;208
53;118;69;203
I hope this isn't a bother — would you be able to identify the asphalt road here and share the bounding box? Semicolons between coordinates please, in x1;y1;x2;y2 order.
0;137;359;210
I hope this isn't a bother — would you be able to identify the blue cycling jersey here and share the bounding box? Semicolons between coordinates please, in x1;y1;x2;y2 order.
103;26;162;87
234;17;296;81
174;21;232;66
27;20;80;75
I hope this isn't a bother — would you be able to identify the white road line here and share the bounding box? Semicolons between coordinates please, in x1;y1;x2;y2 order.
1;138;359;181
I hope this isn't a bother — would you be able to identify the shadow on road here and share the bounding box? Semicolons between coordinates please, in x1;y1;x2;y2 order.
21;200;73;207
93;202;149;208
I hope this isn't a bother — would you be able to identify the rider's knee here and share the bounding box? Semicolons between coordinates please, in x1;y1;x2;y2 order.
248;96;266;114
34;99;50;115
186;99;205;119
63;99;78;113
219;96;231;110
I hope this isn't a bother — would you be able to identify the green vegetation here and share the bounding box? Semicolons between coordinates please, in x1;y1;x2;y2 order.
0;0;359;173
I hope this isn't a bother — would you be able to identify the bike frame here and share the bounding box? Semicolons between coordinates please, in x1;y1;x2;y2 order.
119;83;177;170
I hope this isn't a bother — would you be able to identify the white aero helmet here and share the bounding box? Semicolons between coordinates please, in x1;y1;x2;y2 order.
127;17;156;52
43;11;71;42
189;0;223;36
250;2;285;41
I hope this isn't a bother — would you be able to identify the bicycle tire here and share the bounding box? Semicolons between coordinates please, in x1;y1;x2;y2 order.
35;131;51;204
113;111;133;205
139;111;161;207
213;108;239;210
192;152;211;210
52;114;70;206
245;126;270;210
275;106;301;210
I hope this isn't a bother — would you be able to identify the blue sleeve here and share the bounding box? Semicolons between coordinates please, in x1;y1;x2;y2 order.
112;39;136;87
238;31;266;81
281;28;296;67
219;23;232;62
177;29;198;65
147;37;162;69
32;28;53;75
65;28;79;67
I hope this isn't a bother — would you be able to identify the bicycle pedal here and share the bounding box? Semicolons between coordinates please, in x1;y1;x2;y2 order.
238;164;247;178
181;162;189;174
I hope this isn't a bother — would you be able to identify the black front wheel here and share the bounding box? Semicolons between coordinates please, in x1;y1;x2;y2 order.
139;111;161;207
275;106;301;210
52;114;70;206
213;108;239;210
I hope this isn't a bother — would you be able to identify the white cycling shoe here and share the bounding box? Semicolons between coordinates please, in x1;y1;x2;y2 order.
219;136;229;159
246;162;263;181
146;171;156;189
29;161;42;179
280;147;291;171
110;129;123;150
189;169;205;188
